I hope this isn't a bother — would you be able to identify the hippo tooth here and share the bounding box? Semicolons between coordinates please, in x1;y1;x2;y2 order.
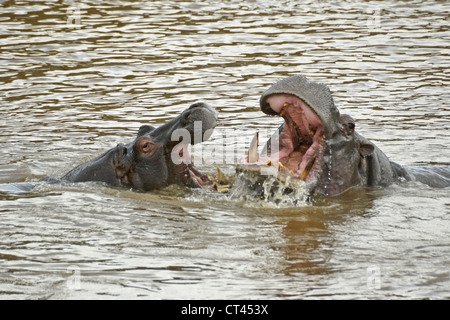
279;103;290;117
278;162;294;175
216;167;227;184
299;155;317;180
213;182;229;193
248;132;259;163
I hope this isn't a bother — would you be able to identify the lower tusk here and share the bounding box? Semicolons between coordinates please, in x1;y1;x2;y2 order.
248;132;259;163
299;155;317;181
216;167;227;184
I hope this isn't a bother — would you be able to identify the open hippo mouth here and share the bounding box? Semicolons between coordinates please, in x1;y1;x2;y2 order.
240;94;326;183
177;162;212;188
170;141;212;189
267;94;325;180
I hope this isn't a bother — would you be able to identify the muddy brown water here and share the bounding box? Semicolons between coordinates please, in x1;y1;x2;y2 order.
0;0;449;299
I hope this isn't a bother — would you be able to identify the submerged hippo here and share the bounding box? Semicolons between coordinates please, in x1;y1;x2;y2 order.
238;75;450;198
62;102;217;191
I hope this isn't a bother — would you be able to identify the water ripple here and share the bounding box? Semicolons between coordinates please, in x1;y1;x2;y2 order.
0;0;449;300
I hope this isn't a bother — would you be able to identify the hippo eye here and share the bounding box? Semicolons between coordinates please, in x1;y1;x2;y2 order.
138;137;155;154
142;142;152;152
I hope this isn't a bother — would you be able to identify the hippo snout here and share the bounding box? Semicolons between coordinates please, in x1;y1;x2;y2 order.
114;143;134;187
116;143;128;158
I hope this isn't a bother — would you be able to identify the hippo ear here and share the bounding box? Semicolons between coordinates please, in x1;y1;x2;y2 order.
340;114;356;136
359;141;375;158
137;125;156;138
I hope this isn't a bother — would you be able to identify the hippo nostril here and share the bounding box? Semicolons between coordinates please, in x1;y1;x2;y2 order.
117;144;128;157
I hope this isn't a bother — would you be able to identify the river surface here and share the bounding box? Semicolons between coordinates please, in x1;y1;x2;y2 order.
0;0;449;300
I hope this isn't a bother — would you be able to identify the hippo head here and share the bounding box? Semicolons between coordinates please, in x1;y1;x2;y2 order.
63;102;218;191
123;102;218;191
239;75;392;197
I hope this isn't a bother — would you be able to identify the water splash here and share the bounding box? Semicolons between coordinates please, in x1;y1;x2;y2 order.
230;170;310;208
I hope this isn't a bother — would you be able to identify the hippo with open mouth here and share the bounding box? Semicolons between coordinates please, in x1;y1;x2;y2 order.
62;102;217;191
238;75;450;198
0;102;217;194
